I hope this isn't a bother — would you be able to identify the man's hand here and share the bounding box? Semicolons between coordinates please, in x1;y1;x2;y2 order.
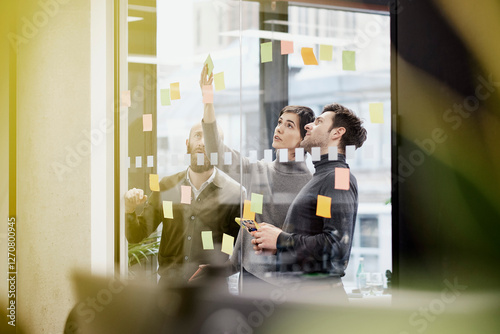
199;64;214;92
200;64;215;123
124;188;147;214
251;223;281;255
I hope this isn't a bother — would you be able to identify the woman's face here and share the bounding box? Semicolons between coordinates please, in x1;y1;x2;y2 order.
272;112;302;150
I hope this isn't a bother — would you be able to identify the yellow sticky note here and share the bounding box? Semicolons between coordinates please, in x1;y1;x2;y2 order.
143;114;152;132
319;44;333;61
204;54;214;77
160;88;171;106
243;200;255;221
201;231;214;250
170;82;180;100
261;42;273;63
202;85;213;103
335;167;350;190
163;201;173;219
301;47;318;65
149;174;159;192
181;185;191;204
250;193;263;215
221;233;234;256
369;103;384;123
214;72;225;91
281;40;294;55
120;90;131;107
342;50;356;71
316;195;332;218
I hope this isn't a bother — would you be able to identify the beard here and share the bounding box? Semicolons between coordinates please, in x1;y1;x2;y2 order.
187;145;212;173
300;132;329;153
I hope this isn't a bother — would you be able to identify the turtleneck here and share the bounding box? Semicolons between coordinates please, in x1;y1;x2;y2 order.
313;153;348;175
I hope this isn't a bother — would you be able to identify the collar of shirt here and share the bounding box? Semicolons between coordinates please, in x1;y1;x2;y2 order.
186;167;217;200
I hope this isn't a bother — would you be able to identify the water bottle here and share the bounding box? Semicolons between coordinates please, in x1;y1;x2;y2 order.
356;257;365;290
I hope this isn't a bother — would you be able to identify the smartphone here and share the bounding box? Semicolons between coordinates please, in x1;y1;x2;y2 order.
241;219;258;232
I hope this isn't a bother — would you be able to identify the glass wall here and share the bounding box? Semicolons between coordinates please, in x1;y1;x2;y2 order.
123;0;391;296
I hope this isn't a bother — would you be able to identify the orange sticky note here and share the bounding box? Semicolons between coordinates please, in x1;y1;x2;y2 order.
143;114;152;132
316;195;332;218
149;174;159;192
261;42;273;63
214;72;225;91
369;103;384;123
221;233;234;256
335;167;350;190
170;82;180;100
301;47;318;65
243;200;255;221
181;185;191;204
281;40;294;55
163;201;173;219
201;231;214;250
121;90;131;107
319;44;333;61
202;85;213;103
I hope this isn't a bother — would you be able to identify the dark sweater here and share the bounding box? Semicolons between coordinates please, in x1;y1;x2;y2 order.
277;154;358;276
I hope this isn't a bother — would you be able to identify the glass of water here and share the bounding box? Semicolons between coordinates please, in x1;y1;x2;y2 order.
369;272;384;296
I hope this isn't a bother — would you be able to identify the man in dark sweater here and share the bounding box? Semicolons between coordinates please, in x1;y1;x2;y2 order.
251;103;367;297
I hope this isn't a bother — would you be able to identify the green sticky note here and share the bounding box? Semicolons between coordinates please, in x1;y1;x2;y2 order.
342;50;356;71
261;42;273;63
160;88;171;106
250;193;263;214
204;54;214;77
319;44;333;61
214;72;225;91
221;233;234;256
163;201;173;219
201;231;214;250
369;103;384;123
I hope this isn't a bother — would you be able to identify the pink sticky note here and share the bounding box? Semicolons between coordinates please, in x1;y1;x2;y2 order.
281;41;294;55
202;85;213;103
121;90;131;107
143;114;152;132
181;185;191;204
335;167;350;190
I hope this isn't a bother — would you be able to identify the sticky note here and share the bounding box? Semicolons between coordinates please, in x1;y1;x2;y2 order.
263;149;273;163
149;174;160;192
328;146;338;161
316;195;332;218
301;47;318;65
311;147;321;161
135;156;142;168
197;153;204;166
202;85;213;103
204;54;214;76
249;150;257;164
281;40;294;55
243;200;255;221
319;45;333;61
121;90;131;107
170;82;180;100
369;103;384;123
261;42;273;63
295;147;304;162
345;145;356;160
210;152;218;165
163;201;173;219
184;153;191;165
201;231;214;250
181;185;191;204
335;167;350;190
160;88;171;106
147;155;154;167
224;152;232;165
342;50;356;71
127;156;130;169
279;149;288;162
221;233;234;256
143;114;152;132
250;193;264;214
214;72;225;91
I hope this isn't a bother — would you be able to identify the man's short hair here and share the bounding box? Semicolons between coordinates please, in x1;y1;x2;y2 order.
279;105;316;140
322;103;367;151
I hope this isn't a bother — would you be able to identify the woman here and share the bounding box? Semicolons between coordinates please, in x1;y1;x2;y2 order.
199;65;315;293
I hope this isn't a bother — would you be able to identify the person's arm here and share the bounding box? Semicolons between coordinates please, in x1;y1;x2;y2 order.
124;188;162;244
